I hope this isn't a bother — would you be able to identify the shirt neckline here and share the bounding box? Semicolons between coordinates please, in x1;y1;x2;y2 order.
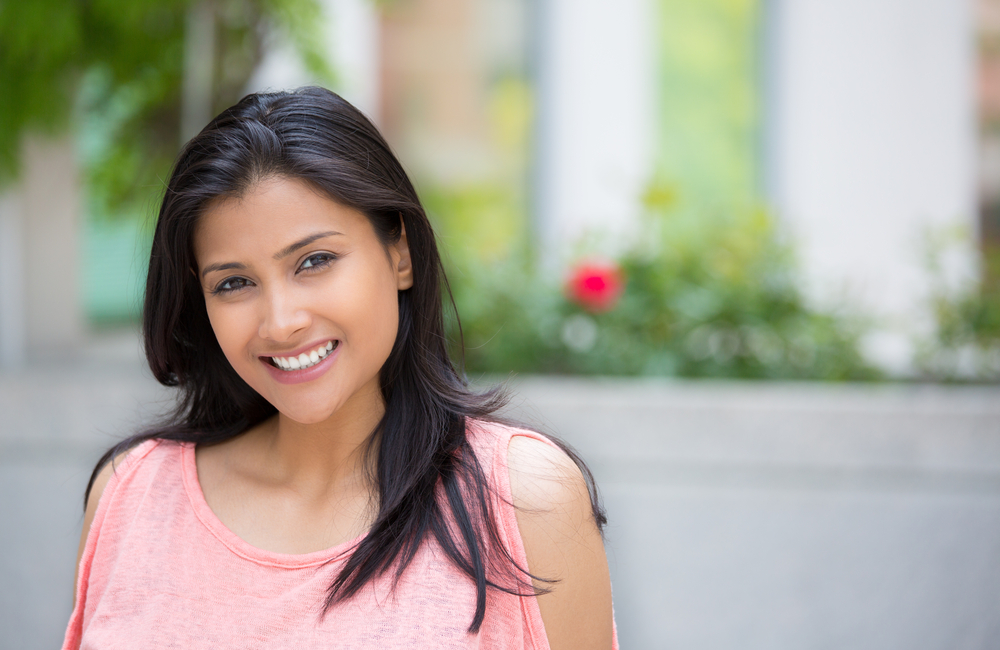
180;441;366;569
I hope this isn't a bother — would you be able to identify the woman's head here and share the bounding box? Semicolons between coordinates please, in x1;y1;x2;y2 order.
193;175;413;425
145;87;453;433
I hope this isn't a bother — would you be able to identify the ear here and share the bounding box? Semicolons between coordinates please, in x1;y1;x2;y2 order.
393;220;414;290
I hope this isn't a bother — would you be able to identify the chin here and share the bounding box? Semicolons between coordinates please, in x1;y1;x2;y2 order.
273;402;338;425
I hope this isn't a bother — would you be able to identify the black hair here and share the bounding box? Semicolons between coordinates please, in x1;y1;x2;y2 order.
87;86;605;633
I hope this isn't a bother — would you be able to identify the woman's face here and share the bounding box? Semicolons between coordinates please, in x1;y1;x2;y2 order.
193;176;412;425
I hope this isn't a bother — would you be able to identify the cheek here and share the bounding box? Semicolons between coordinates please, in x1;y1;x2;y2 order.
371;292;401;359
337;269;401;363
204;302;255;371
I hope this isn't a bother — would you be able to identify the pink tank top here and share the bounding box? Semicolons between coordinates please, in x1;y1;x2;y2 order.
63;421;618;649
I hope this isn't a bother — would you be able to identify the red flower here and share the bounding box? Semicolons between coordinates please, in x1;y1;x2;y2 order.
566;260;625;313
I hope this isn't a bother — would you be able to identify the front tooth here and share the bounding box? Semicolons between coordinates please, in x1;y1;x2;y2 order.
288;356;301;369
309;350;320;364
297;353;310;367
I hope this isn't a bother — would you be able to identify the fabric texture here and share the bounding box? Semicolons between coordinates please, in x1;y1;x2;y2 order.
63;421;617;649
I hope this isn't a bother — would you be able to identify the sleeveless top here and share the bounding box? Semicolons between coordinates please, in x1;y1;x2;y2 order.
62;421;618;649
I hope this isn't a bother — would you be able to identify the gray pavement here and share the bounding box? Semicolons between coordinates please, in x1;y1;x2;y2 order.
2;333;999;648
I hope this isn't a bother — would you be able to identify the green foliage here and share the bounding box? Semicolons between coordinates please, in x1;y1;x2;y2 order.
656;0;760;211
0;0;333;219
442;181;879;381
918;246;1000;380
421;182;527;266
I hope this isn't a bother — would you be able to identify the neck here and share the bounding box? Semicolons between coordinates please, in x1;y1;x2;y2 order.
253;384;385;497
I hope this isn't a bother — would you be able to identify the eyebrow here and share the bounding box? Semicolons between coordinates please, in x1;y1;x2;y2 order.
200;230;343;278
200;261;247;278
274;230;342;260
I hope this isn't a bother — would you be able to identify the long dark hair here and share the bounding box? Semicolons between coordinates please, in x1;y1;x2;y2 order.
87;86;605;633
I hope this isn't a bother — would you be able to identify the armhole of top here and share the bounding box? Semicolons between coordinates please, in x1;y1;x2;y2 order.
64;439;162;649
487;424;559;650
487;427;619;650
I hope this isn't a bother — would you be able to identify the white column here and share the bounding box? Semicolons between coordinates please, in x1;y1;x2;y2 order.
766;0;978;372
245;0;380;120
324;0;380;119
181;0;217;144
0;188;26;369
21;137;85;356
534;0;657;265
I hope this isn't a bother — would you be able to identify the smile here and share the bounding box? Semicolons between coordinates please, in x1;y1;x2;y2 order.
267;340;338;371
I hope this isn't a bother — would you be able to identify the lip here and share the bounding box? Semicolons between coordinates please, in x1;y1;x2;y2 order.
260;339;339;385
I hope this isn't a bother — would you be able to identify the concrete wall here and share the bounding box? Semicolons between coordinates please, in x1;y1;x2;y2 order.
503;376;1000;649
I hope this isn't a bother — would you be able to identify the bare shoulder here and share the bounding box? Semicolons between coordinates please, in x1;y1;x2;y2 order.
86;455;122;513
506;435;591;514
507;434;614;650
84;447;140;515
74;449;134;607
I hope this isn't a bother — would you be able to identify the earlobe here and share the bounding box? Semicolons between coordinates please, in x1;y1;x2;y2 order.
395;221;414;290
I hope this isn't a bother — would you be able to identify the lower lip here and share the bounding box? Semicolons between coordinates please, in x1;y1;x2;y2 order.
262;345;339;385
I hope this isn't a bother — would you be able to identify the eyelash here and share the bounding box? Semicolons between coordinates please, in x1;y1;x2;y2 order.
298;252;336;272
210;253;338;295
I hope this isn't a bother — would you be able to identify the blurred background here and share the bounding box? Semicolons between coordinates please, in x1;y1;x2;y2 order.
1;0;1000;648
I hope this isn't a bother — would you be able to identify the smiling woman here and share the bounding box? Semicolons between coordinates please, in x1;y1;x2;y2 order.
62;87;617;649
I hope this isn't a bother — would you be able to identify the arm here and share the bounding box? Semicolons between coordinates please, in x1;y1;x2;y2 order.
71;457;120;608
508;436;614;650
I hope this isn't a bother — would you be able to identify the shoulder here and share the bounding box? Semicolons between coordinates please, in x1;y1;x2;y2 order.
505;433;615;649
74;439;163;608
464;419;591;515
506;435;590;515
82;439;169;527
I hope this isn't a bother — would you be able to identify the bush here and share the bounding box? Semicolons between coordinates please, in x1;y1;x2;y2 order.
434;183;879;381
918;246;1000;380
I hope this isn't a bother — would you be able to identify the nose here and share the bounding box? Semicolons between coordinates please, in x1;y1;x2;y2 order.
258;285;312;342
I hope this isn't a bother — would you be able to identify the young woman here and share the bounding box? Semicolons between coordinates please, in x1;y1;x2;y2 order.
64;86;616;649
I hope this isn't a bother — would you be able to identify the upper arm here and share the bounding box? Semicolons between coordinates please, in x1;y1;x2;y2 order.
507;436;613;650
72;454;125;607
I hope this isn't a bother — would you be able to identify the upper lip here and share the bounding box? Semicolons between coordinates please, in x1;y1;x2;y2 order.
259;338;337;360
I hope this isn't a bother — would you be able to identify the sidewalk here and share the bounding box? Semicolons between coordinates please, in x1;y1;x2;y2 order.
2;333;999;649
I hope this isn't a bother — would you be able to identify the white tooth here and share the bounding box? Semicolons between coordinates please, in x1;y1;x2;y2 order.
297;353;310;367
280;357;290;369
317;346;327;358
289;356;301;369
310;350;320;364
327;341;334;351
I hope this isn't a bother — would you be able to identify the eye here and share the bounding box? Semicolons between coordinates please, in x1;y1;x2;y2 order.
298;252;336;273
212;276;253;295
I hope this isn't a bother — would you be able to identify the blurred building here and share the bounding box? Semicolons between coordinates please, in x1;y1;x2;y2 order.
0;0;990;375
981;0;1000;251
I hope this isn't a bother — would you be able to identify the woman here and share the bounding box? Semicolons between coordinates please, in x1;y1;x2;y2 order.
64;86;616;649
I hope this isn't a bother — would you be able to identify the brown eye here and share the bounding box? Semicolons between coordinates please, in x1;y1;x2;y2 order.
298;253;336;272
213;276;253;294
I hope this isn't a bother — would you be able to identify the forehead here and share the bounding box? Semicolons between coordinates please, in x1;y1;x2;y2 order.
193;177;373;262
